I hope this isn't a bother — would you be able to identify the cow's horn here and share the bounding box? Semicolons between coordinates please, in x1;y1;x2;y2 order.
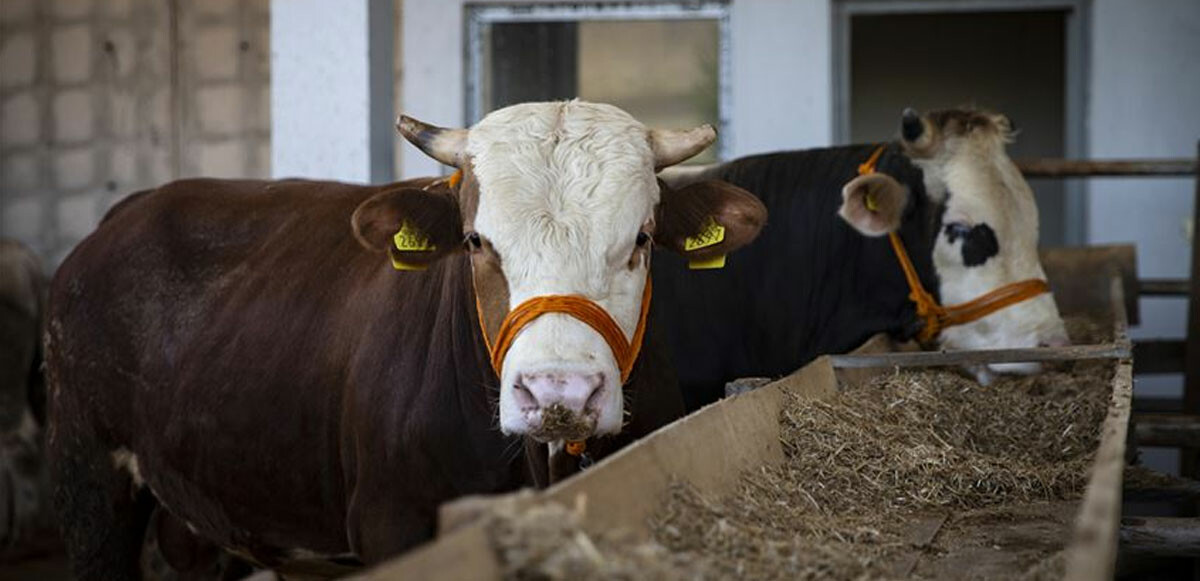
649;125;717;169
396;115;468;168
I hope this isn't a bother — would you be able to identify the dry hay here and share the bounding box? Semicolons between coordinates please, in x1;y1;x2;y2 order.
484;495;710;581
650;315;1114;579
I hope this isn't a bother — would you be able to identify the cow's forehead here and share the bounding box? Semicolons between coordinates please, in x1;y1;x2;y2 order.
466;102;659;254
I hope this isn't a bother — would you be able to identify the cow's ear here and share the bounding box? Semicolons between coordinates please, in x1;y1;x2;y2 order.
351;188;463;270
656;179;767;267
838;173;908;237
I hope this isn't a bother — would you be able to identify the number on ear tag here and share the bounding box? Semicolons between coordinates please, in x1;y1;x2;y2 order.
684;217;725;252
393;222;435;252
688;255;727;270
391;222;435;271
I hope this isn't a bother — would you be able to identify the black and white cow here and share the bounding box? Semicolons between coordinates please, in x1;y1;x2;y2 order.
655;108;1069;407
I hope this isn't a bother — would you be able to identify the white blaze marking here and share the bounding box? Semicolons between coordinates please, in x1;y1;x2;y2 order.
468;101;657;436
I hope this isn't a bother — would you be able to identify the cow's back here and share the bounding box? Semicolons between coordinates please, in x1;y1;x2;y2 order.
652;145;936;408
46;179;404;555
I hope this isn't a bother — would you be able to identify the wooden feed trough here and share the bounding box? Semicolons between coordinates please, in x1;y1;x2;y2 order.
354;244;1137;581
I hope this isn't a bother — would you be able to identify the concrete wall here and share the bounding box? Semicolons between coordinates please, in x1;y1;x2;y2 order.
399;0;831;179
1086;1;1200;411
0;0;270;265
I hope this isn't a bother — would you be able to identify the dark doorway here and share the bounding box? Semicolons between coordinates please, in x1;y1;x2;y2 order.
850;11;1068;247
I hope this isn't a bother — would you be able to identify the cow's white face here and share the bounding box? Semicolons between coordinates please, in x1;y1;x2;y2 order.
353;100;767;441
841;108;1069;383
468;103;657;439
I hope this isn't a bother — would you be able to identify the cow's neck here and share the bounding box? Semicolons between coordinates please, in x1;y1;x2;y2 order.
363;254;534;490
864;144;941;338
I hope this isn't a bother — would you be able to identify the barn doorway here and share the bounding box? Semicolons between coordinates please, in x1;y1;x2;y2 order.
466;3;730;163
839;7;1085;248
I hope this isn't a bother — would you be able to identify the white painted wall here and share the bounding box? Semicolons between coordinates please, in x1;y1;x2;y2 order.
271;0;394;183
728;0;832;155
399;0;463;178
1087;0;1200;400
399;0;832;178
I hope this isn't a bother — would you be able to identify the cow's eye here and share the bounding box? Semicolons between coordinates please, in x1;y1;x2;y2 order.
465;232;482;250
636;232;651;247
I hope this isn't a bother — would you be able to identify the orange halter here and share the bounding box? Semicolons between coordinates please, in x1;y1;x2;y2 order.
475;281;652;460
479;280;653;385
858;145;1050;343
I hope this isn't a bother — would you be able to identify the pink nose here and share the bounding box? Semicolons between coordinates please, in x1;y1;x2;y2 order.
514;372;604;414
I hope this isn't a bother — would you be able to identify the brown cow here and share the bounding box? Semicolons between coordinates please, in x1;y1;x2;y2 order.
46;101;766;579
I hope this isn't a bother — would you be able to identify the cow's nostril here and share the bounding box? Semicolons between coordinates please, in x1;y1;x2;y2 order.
584;373;605;412
512;377;537;410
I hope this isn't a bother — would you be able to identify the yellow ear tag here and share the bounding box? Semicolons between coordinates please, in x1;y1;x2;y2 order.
390;222;435;271
684;217;725;251
864;191;879;212
685;217;727;270
688;255;727;270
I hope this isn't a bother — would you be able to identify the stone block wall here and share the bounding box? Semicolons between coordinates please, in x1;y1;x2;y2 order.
0;0;270;266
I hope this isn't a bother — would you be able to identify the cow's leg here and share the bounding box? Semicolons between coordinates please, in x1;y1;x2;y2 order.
48;436;154;581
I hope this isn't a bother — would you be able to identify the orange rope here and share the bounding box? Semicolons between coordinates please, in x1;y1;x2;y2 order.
484;279;652;385
484;280;652;459
859;145;1050;342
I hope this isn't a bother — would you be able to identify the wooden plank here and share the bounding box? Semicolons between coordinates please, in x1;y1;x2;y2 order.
1124;472;1200;503
831;332;919;388
1184;141;1200;478
1139;278;1191;296
1064;277;1134;581
1133;339;1187;375
1040;244;1138;324
349;522;500;581
830;342;1130;369
1133;413;1200;448
1015;158;1196;177
1119;517;1200;557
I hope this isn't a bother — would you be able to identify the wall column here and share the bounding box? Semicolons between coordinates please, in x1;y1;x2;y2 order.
271;0;393;183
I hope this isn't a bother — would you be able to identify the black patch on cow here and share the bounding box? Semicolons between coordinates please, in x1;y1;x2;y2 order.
945;221;999;267
902;110;924;142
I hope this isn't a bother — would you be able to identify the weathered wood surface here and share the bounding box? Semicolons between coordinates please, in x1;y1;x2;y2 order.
1063;277;1133;581
1119;517;1200;557
1139;278;1190;296
1123;468;1200;503
830;342;1129;369
1039;244;1137;324
1015;158;1196;177
1133;413;1200;448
